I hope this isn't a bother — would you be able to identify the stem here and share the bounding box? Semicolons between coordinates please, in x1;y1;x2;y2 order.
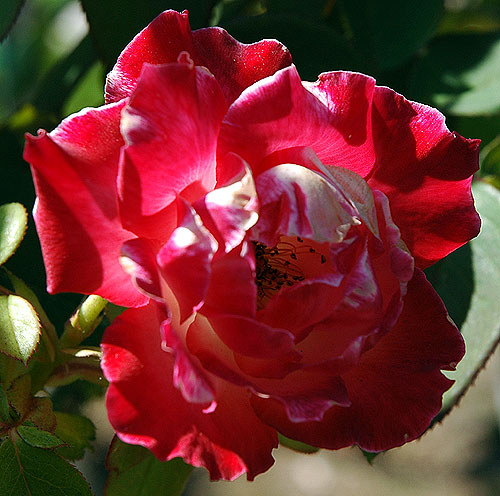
60;295;107;348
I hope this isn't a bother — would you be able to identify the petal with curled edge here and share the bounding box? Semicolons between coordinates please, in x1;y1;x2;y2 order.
157;199;217;324
120;237;163;301
219;67;376;178
187;315;349;423
105;10;195;103
251;269;464;452
106;10;292;106
194;154;258;253
367;86;480;268
161;318;216;408
101;302;277;481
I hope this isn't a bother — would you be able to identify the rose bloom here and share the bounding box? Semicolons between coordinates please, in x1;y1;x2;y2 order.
25;10;480;481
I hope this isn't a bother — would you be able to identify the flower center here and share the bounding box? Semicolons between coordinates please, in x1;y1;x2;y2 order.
253;236;327;309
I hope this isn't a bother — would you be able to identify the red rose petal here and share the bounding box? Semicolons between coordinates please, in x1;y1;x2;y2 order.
105;9;292;106
194;157;259;253
251;269;464;451
105;10;194;103
367;87;480;267
118;62;227;239
157;200;217;323
120;237;163;300
101;303;278;481
187;316;349;423
201;245;257;318
192;27;292;104
161;319;216;406
208;314;300;360
24;102;146;307
219;67;376;177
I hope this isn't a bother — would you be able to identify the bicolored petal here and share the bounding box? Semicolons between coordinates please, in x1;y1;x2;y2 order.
252;163;359;247
161;319;216;407
221;67;479;267
219;67;376;177
118;60;227;239
101;303;277;481
251;269;464;451
24;102;146;307
120;237;162;300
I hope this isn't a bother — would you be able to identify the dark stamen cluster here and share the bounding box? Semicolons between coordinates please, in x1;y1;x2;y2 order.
253;237;326;302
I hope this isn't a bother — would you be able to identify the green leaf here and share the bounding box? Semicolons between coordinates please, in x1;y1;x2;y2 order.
62;61;105;117
4;268;58;364
429;181;500;422
17;425;64;449
0;203;28;266
0;0;24;42
80;1;215;66
105;437;193;496
0;386;10;422
278;433;319;453
480;135;500;178
335;0;443;71
410;33;500;115
24;397;57;433
5;269;55;338
33;34;98;116
361;450;378;464
6;373;31;417
54;412;96;461
0;294;41;364
0;437;92;496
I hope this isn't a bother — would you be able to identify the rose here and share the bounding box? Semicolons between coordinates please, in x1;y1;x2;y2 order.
24;10;480;481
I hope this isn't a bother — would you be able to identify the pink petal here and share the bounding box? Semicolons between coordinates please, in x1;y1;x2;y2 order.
187;316;349;423
194;155;258;253
201;243;257;318
207;314;300;360
367;87;480;267
219;67;376;177
192;27;292;104
251;269;464;451
105;10;292;106
157;200;217;323
120;238;162;300
24;103;146;307
161;319;216;406
118;61;226;238
105;10;194;103
101;303;277;481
